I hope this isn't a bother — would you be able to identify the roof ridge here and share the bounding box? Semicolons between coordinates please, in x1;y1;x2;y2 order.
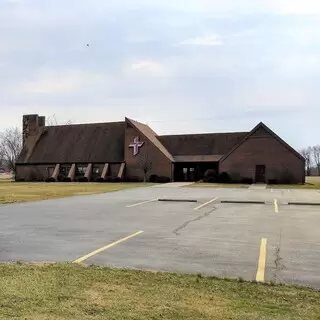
159;131;249;137
46;121;125;128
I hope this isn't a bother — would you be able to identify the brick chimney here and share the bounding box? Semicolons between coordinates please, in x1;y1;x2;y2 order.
22;114;46;147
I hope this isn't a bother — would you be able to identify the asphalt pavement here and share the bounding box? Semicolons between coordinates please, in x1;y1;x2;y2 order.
0;185;320;288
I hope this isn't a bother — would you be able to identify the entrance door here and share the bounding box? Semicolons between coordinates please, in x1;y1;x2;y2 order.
255;165;266;183
182;167;196;182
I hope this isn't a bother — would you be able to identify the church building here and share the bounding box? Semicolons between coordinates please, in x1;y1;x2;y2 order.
15;114;305;184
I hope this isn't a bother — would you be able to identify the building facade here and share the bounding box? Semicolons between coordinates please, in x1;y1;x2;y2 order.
15;114;306;184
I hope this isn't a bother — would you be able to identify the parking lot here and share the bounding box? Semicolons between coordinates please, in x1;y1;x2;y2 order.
1;185;320;288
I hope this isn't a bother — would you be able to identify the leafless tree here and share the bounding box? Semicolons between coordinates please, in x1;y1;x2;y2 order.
139;153;152;182
46;114;72;126
301;147;313;176
0;127;22;173
312;145;320;176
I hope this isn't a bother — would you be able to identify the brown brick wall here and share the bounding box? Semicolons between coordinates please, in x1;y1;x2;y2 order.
219;131;305;184
109;163;121;177
15;163;125;181
124;122;172;180
15;164;53;181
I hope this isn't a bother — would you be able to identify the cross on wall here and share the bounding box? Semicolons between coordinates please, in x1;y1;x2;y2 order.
129;137;144;156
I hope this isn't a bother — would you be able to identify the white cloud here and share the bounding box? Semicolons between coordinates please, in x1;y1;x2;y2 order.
20;69;106;94
179;35;223;46
269;0;320;15
130;60;168;76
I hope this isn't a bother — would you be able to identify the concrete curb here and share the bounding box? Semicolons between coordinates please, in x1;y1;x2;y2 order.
220;200;266;204
158;199;198;203
288;202;320;206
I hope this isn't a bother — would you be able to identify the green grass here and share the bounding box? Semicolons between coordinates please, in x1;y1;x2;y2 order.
1;263;320;320
0;180;153;204
268;176;320;189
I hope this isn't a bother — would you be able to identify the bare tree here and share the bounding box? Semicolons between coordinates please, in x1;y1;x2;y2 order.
46;114;72;126
0;127;22;173
312;145;320;176
301;147;313;176
139;153;152;182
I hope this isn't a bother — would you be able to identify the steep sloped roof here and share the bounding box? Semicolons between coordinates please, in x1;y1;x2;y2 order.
158;132;248;157
220;122;305;163
125;118;174;161
17;121;125;164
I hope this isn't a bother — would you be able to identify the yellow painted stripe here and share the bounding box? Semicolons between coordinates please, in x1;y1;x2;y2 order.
256;238;267;282
194;197;218;210
73;231;144;263
126;199;158;208
274;199;279;213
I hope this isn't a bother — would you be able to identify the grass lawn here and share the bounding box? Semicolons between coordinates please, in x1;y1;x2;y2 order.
0;180;152;204
1;263;319;320
268;176;320;189
188;183;249;188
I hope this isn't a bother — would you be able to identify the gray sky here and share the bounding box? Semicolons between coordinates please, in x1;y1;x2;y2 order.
1;0;319;149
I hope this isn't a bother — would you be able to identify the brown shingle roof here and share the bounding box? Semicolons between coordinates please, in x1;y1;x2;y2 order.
173;155;223;162
125;118;174;161
158;132;248;157
17;121;125;164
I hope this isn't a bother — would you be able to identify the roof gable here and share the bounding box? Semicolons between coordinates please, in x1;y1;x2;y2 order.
125;118;174;161
220;122;305;163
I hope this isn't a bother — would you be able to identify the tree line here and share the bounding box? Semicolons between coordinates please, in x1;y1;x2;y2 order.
300;146;320;176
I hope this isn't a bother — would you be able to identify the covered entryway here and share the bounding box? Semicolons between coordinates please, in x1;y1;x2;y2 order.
173;161;219;182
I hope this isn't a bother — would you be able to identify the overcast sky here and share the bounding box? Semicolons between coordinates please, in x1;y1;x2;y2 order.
1;0;319;149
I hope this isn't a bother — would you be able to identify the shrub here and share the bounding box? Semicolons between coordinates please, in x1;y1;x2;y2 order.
123;176;143;182
77;176;88;182
156;176;170;183
268;179;278;184
149;174;158;183
203;169;218;183
219;172;231;183
45;177;56;183
95;177;105;182
104;177;113;182
62;177;72;182
111;177;122;183
204;169;217;178
242;178;253;184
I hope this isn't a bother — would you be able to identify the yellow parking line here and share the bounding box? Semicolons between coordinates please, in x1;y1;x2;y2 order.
274;199;279;213
194;197;218;210
126;199;158;208
73;231;144;263
256;238;267;282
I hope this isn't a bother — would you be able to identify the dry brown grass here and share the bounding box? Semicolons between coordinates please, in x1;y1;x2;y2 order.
0;180;153;204
0;263;319;319
187;183;249;188
269;176;320;189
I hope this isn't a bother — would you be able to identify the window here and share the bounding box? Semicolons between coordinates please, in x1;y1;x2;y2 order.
77;166;87;175
93;167;100;174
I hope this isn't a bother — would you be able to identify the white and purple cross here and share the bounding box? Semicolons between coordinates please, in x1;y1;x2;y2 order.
129;136;144;156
